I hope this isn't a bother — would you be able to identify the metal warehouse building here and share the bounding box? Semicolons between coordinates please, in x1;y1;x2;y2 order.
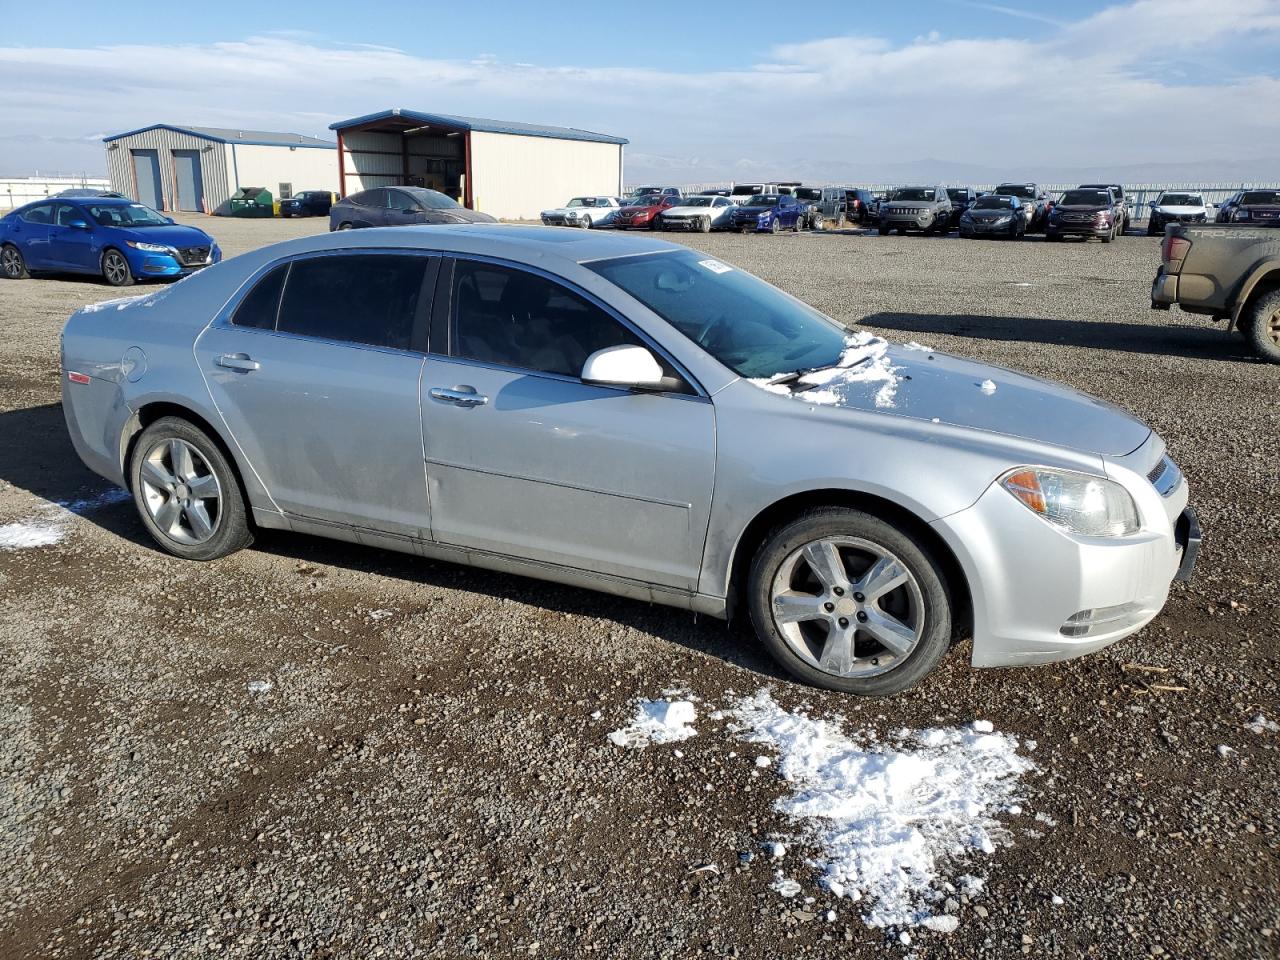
103;124;337;215
330;109;627;221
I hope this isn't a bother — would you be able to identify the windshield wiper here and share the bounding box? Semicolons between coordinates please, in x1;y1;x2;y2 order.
767;354;873;386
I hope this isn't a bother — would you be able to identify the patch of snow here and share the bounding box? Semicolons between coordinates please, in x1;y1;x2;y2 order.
0;521;65;551
1034;812;1057;827
749;331;904;409
902;341;933;352
978;379;997;394
825;909;837;922
246;679;273;694
771;872;802;898
729;690;1033;931
755;755;773;768
56;487;131;516
607;699;698;748
764;841;787;860
1216;744;1235;757
1051;895;1064;906
922;915;959;934
80;294;150;313
368;608;394;621
972;720;994;733
1246;713;1279;735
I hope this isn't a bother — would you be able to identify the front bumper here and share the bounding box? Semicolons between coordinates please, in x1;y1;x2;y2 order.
960;219;1016;235
125;247;220;278
932;462;1191;668
882;214;936;231
1047;220;1112;238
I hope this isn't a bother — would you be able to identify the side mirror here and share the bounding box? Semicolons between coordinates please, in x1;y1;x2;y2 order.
68;219;89;230
165;217;175;224
582;345;674;391
1148;200;1158;208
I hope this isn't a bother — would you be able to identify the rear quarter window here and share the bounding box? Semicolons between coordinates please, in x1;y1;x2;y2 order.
231;264;287;329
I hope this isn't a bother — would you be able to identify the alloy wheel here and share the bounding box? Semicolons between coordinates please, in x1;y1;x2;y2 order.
1267;307;1280;347
138;438;223;545
2;246;24;278
769;536;925;678
103;251;130;285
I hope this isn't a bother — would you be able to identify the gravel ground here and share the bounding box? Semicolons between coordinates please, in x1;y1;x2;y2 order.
0;215;1276;959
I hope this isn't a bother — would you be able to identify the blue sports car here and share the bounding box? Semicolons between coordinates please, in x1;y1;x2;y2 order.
727;193;807;233
0;197;221;287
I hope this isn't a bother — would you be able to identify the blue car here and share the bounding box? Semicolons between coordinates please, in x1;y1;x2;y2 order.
728;193;807;233
0;197;221;287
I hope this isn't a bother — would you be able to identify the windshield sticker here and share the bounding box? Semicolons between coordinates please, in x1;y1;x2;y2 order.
698;259;733;275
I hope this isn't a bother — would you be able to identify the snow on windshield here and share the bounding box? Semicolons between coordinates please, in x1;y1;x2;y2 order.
750;331;903;408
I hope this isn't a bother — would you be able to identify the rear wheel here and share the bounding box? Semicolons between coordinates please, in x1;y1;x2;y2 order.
1;244;29;280
748;507;953;696
129;417;252;561
101;248;134;287
1244;288;1280;364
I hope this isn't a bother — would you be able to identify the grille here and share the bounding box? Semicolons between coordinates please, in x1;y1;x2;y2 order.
1064;213;1095;223
177;246;210;266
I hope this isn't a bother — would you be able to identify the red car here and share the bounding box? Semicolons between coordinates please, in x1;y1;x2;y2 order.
616;195;679;229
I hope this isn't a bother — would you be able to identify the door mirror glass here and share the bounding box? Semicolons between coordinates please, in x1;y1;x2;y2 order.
581;345;668;390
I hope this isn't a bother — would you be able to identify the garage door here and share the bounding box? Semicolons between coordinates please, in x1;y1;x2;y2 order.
131;149;164;210
172;150;204;212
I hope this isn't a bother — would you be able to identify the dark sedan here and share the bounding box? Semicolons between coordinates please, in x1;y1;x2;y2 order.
329;187;496;231
1045;188;1122;243
281;191;335;218
958;195;1025;239
1224;189;1280;226
728;194;806;234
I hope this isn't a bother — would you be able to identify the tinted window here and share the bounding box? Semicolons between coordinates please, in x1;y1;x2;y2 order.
452;261;645;378
21;203;53;224
348;189;383;207
277;255;431;350
386;190;420;212
232;265;287;329
54;203;83;226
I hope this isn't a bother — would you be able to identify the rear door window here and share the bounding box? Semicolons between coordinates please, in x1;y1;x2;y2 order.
231;264;288;329
21;203;53;224
275;254;435;351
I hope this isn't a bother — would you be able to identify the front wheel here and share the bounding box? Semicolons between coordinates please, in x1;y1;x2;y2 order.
1244;288;1280;363
748;507;953;696
770;219;780;235
1;244;29;280
699;216;711;233
101;249;134;287
129;417;253;561
878;225;890;236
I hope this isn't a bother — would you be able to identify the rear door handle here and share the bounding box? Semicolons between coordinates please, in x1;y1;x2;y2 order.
429;385;488;407
216;354;260;372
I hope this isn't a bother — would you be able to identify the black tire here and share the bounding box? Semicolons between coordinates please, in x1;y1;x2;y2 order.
699;216;711;233
1147;219;1159;237
101;248;134;287
740;225;750;235
748;507;953;696
792;216;801;233
1102;226;1113;244
878;225;890;236
1;244;29;280
769;219;780;235
1244;288;1280;363
128;417;253;561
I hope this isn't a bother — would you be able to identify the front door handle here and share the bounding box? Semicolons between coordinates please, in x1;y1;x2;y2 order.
429;385;488;407
216;353;260;372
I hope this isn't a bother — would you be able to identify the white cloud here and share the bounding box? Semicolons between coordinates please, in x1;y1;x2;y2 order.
1;0;1278;180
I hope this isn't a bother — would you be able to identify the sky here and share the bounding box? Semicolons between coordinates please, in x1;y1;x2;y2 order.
2;0;1278;183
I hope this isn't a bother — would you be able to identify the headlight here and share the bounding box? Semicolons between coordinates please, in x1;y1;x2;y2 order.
994;215;1012;224
1236;210;1251;220
1000;467;1139;537
126;241;174;254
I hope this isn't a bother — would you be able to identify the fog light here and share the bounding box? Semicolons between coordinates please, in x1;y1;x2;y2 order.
1059;602;1145;638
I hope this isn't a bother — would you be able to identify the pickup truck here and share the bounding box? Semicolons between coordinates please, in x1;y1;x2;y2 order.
1150;223;1280;362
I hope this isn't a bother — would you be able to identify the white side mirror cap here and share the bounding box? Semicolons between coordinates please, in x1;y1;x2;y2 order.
581;345;666;389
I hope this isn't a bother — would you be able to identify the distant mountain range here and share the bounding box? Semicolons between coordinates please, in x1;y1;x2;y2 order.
626;154;1280;188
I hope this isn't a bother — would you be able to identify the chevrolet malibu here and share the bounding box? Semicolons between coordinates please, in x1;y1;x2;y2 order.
60;226;1199;695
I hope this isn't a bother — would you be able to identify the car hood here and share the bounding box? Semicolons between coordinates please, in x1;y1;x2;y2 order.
736;206;774;214
620;206;658;215
786;346;1150;457
967;209;1015;218
1154;204;1206;215
664;206;715;216
110;224;215;246
883;201;931;209
1054;204;1110;213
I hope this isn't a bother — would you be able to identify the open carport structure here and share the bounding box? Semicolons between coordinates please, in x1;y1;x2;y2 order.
330;109;627;221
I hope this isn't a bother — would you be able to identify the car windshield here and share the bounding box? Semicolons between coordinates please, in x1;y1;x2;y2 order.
1241;191;1280;205
746;195;780;206
974;197;1013;210
891;188;935;201
1159;194;1202;206
732;185;764;196
996;185;1035;199
633;188;660;196
681;197;713;206
588;249;848;380
1060;190;1111;206
947;189;969;200
566;198;591;207
85;203;169;227
402;188;459;210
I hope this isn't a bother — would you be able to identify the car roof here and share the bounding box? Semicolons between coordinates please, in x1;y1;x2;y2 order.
226;224;681;272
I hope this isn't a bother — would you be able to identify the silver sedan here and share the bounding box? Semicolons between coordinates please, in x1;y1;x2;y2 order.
60;225;1199;695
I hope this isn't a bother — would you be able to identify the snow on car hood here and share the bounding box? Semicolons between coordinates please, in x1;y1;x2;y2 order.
1155;204;1207;215
751;334;1150;457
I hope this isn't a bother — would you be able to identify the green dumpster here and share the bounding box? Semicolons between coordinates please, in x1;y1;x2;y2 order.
228;187;274;218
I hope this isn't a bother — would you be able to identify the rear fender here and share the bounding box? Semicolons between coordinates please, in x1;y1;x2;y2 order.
1229;260;1280;331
